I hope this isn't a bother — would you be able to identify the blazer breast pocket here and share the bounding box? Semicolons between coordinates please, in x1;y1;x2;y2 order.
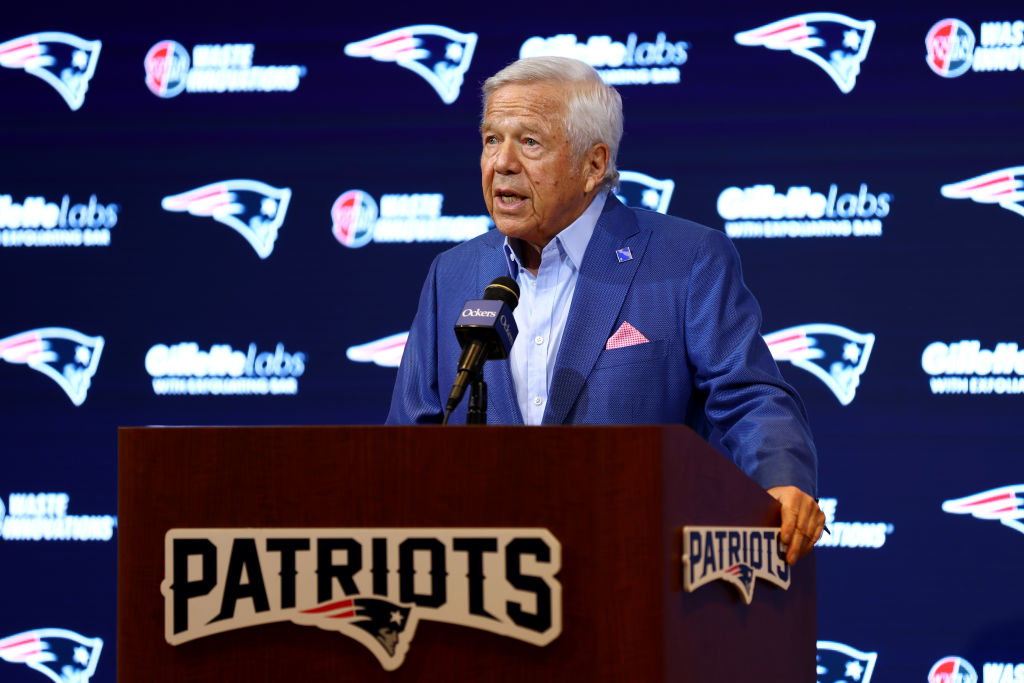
592;338;669;370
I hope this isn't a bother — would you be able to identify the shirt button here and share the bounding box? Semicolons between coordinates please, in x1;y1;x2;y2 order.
533;396;544;406
534;336;544;345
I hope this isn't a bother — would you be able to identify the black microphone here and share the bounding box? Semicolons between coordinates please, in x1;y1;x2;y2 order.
443;277;520;422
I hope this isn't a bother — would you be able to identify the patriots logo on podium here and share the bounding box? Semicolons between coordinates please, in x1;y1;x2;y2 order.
0;32;102;110
0;628;103;683
344;25;477;104
0;327;104;406
615;171;675;214
764;323;875;406
161;180;292;259
298;598;416;664
940;167;1024;219
942;485;1024;537
724;563;755;596
735;13;876;94
816;640;877;683
682;526;790;604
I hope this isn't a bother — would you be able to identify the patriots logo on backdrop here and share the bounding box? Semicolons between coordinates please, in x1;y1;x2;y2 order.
734;13;876;94
161;180;292;259
817;640;878;683
615;171;675;214
0;32;101;110
346;332;408;368
942;485;1024;536
0;628;103;682
298;598;416;662
764;323;875;405
940;167;1024;219
344;25;477;104
0;328;104;406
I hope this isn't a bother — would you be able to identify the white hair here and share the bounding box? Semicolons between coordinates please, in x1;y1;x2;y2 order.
482;56;623;188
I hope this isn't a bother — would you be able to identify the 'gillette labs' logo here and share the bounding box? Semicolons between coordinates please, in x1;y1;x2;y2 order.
0;327;103;405
161;180;291;258
344;25;477;104
765;324;875;405
735;13;875;94
520;31;689;86
0;492;116;542
922;340;1024;395
0;193;118;247
0;32;101;110
144;40;305;97
332;191;490;248
926;19;1024;77
719;183;890;238
146;341;306;396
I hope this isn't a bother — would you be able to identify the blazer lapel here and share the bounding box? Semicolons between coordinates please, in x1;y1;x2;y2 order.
543;196;650;424
475;236;524;425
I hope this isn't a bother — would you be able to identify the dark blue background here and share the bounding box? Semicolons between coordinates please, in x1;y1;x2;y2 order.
2;2;1021;681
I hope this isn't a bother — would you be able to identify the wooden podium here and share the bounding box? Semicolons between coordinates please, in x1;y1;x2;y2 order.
118;425;815;681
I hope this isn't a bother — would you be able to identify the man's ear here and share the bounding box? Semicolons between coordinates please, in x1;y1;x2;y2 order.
582;142;610;193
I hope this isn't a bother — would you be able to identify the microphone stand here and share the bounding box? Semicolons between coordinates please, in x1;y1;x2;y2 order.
465;368;487;424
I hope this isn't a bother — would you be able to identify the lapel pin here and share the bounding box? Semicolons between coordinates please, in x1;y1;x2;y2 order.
615;247;633;263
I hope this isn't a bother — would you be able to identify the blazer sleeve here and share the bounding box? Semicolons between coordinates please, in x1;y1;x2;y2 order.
386;256;444;424
684;229;818;496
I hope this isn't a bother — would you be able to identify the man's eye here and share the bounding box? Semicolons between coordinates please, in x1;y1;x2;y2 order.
484;135;498;144
524;138;538;146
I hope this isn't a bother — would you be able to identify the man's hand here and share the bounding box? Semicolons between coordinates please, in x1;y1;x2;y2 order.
766;486;825;566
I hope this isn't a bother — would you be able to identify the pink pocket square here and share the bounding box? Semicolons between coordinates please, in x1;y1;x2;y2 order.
605;321;650;350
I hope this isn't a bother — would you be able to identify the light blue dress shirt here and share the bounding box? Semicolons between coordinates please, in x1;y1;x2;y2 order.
502;192;608;424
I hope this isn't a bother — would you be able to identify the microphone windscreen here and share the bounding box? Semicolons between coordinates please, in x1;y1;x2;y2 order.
483;276;520;310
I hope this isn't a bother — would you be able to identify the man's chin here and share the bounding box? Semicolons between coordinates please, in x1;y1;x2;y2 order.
494;219;530;239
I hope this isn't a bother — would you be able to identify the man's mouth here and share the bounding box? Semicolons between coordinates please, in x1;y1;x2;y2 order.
496;192;525;205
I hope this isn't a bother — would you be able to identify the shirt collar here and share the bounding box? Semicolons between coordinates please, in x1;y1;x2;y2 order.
502;190;608;278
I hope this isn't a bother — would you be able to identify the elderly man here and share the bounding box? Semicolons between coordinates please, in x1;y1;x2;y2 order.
387;56;824;564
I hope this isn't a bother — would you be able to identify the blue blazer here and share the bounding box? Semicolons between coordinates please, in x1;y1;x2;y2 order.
387;195;817;495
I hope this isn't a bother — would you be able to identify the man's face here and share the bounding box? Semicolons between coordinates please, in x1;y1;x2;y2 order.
480;81;604;248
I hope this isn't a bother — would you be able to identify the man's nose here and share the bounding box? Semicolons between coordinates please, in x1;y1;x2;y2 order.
493;141;521;174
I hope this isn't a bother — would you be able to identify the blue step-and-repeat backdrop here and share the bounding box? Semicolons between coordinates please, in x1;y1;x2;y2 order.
1;1;1022;681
